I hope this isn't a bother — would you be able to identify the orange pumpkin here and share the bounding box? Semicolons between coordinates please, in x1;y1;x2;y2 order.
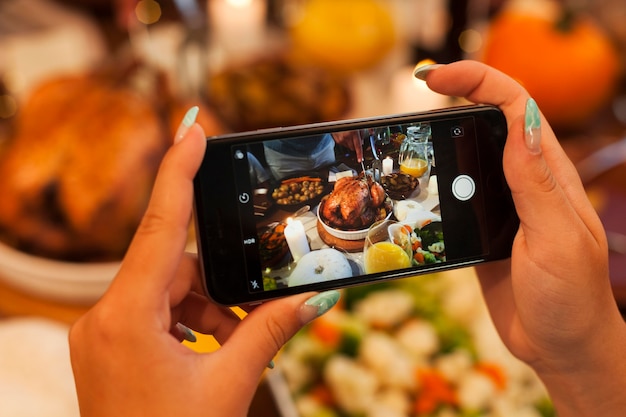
482;8;621;130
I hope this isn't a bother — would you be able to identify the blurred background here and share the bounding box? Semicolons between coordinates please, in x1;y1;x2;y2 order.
0;0;625;416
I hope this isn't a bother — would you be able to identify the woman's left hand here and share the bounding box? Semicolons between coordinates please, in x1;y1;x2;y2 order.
69;113;339;417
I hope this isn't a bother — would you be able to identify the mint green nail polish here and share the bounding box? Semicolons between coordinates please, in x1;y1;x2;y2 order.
413;63;445;81
174;106;200;143
182;106;199;127
525;98;542;154
176;322;197;343
300;290;340;324
267;360;275;369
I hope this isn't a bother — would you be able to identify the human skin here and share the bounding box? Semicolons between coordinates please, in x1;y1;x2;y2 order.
70;59;626;416
418;60;626;416
68;113;339;417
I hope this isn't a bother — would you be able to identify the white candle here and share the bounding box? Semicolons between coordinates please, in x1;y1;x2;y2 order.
284;218;310;262
208;0;267;45
389;66;450;114
382;157;393;175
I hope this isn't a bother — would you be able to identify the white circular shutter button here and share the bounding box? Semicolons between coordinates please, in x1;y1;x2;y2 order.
452;175;475;201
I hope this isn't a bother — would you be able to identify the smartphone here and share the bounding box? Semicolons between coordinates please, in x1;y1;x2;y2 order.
193;105;517;305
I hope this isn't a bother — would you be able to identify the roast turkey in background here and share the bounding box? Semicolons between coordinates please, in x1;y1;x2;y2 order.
0;61;221;261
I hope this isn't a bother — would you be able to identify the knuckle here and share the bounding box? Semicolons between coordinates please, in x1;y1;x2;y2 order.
262;314;290;353
137;208;171;237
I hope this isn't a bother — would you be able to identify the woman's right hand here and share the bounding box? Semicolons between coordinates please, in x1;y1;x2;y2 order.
418;60;626;416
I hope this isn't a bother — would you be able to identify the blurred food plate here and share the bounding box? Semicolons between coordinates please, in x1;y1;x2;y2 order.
206;54;351;132
0;240;118;304
269;269;554;417
0;317;79;416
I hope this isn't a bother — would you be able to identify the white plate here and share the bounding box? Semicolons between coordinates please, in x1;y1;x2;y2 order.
0;240;119;304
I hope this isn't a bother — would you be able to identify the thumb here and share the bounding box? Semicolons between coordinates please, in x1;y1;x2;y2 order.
219;291;340;380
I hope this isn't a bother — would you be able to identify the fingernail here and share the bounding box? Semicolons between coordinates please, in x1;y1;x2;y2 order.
267;360;275;369
524;98;542;154
299;290;341;324
174;106;199;143
176;322;197;343
413;63;445;81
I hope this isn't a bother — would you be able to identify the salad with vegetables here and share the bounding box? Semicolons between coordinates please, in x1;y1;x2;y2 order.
389;221;446;266
276;270;554;417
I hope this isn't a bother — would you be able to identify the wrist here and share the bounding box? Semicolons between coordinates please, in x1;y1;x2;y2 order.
534;307;626;416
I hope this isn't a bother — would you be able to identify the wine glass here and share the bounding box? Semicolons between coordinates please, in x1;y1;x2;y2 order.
371;126;391;159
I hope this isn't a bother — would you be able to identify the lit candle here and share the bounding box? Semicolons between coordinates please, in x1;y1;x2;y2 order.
208;0;267;45
382;157;393;175
284;218;310;262
389;65;449;114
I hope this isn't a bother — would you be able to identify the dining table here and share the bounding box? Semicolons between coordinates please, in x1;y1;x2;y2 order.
253;159;441;291
0;116;625;417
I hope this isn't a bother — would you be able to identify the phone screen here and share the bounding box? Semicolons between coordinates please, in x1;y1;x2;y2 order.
194;106;516;304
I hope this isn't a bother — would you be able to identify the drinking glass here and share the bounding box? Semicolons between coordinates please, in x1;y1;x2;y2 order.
363;220;412;274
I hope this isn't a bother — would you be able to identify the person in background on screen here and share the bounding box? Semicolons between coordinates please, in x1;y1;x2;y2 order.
263;130;363;181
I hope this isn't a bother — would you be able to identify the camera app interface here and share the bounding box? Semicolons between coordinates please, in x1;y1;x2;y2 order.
239;118;476;292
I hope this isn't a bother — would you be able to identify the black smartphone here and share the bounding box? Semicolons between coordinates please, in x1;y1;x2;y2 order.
193;105;517;305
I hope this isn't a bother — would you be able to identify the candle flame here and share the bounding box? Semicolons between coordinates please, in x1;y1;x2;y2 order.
226;0;253;8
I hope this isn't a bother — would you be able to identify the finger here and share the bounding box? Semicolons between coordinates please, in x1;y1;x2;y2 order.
218;291;340;384
424;61;576;188
109;122;207;302
474;259;518;332
167;253;205;305
424;61;605;248
503;116;607;268
424;61;582;189
423;60;528;120
172;292;242;344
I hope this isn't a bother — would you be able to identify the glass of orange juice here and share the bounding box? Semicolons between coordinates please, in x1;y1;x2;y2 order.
399;141;430;179
399;157;428;177
363;220;412;274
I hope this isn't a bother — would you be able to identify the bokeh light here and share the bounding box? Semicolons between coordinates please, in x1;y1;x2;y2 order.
226;0;253;7
135;0;162;25
458;29;483;54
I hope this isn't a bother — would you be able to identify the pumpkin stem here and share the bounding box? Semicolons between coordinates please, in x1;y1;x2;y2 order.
315;265;324;274
555;8;576;32
555;0;589;33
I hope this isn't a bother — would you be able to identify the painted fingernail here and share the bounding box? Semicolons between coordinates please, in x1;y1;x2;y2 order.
524;98;542;154
174;106;199;143
413;63;445;81
299;290;341;324
176;322;197;343
267;360;275;369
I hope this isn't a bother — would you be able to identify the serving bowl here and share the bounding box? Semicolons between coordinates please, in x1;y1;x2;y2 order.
316;197;393;241
270;174;329;211
0;240;119;304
